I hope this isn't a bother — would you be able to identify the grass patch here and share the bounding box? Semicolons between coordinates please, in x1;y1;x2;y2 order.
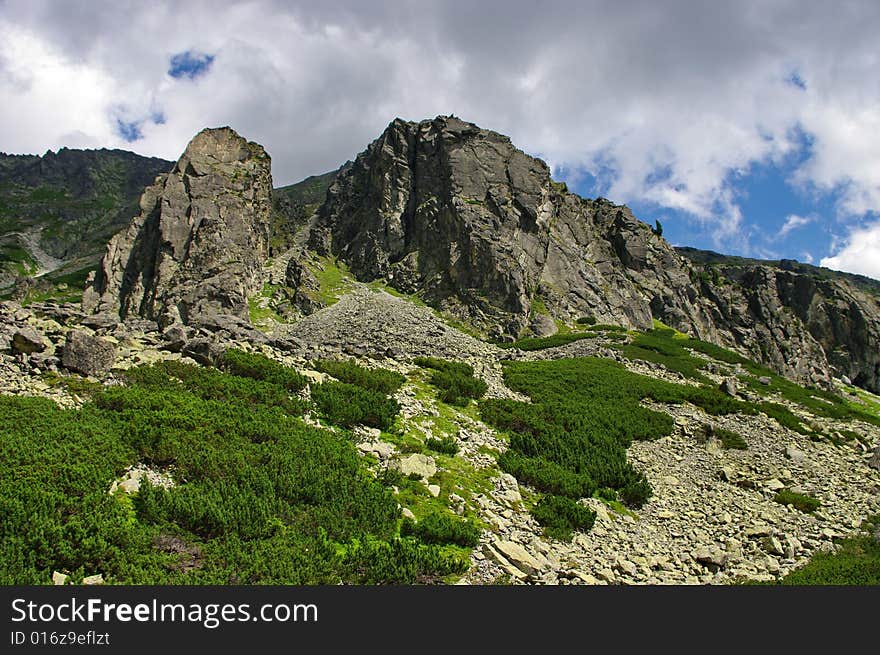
779;516;880;585
401;513;480;547
220;348;307;392
774;488;821;513
413;357;487;406
311;382;399;430
426;435;459;455
499;332;598;351
314;359;406;395
311;256;353;306
532;495;596;541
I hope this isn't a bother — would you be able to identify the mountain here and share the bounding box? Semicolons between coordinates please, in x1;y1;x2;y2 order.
5;116;879;393
287;116;880;392
2;118;880;588
0;147;172;292
83;127;273;328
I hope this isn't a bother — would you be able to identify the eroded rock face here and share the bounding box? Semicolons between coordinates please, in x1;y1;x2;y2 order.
308;116;704;337
297;115;880;391
83;127;272;328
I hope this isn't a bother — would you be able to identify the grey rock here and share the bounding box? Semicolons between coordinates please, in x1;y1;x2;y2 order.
80;312;119;331
870;445;880;472
393;453;437;479
720;377;738;397
181;338;225;366
529;314;557;337
288;114;880;391
84;127;272;329
161;324;189;352
12;328;47;354
784;445;807;464
758;376;772;385
61;330;115;376
761;535;786;556
692;545;728;571
493;540;543;576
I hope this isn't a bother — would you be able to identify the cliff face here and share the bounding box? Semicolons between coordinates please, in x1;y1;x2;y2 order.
83;127;272;328
298;115;880;391
307;116;703;336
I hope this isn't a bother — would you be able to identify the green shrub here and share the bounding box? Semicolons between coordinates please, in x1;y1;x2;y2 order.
779;516;880;585
311;381;399;430
426;436;459;455
702;424;748;450
221;348;307;392
499;333;598;351
400;512;481;547
774;489;821;513
314;359;406;394
532;495;596;541
577;315;597;326
414;357;487;406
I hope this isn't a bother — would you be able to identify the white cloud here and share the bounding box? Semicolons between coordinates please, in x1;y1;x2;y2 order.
820;221;880;279
777;214;813;239
1;0;880;257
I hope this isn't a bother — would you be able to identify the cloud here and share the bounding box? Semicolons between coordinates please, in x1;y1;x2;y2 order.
0;0;879;258
777;214;813;239
820;221;880;279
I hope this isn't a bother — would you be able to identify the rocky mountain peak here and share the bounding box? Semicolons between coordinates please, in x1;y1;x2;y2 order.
83;126;272;329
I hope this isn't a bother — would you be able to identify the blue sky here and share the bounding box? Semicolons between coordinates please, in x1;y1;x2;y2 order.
1;1;879;279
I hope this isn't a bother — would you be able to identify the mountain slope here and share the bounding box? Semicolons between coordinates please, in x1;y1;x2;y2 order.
0;148;172;288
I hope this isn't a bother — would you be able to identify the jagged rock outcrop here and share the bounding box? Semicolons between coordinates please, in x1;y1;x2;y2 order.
690;263;880;392
307;115;704;338
297;115;880;391
83;127;272;328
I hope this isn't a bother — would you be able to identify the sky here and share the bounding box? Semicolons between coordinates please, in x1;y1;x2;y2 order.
1;1;879;280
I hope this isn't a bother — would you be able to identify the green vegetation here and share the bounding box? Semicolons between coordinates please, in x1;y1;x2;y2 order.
499;332;598;351
221;348;307;392
401;513;481;547
576;315;597;326
0;358;466;584
314;359;406;395
311;382;399;430
482;354;775;535
532;495;596;541
774;488;821;513
617;327;880;429
312;256;353;305
701;424;748;450
425;435;459;455
414;357;487;406
778;516;880;585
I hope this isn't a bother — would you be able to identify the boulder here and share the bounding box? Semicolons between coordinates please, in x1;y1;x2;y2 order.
784;445;807;464
393;453;437;479
493;540;543;576
61;330;116;376
12;328;47;354
720;377;738;397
